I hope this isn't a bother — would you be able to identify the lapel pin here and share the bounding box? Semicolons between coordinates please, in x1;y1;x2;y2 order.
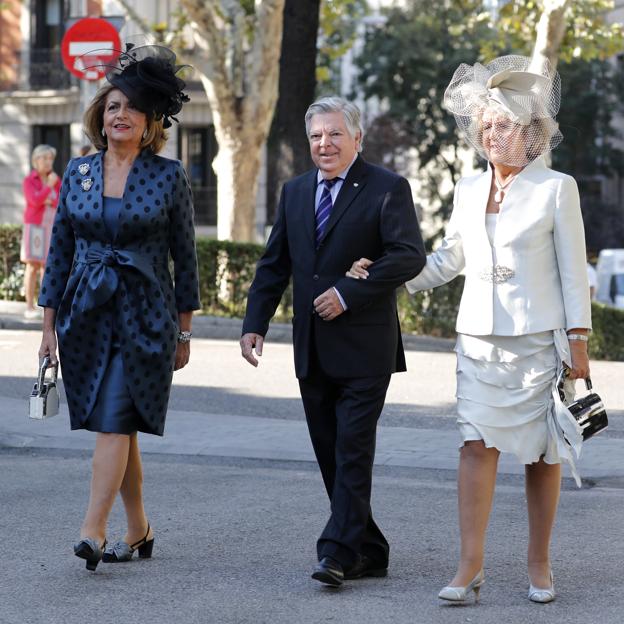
78;163;90;175
81;178;93;191
353;182;359;187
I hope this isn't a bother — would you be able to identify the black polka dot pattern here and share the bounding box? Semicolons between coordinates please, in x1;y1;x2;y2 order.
38;151;200;436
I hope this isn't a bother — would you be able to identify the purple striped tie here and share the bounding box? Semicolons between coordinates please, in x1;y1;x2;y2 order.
315;178;339;248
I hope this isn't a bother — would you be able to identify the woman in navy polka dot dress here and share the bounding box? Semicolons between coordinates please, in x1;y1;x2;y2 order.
37;45;200;571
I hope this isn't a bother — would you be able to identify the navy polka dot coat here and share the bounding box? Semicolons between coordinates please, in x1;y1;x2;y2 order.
38;150;200;435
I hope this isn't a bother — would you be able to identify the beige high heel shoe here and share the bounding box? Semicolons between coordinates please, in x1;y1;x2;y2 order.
528;571;555;603
438;569;485;603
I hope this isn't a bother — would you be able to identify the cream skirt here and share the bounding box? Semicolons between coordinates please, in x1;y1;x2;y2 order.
455;329;582;485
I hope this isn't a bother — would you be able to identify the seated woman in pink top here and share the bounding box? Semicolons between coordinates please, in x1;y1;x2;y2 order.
21;144;61;319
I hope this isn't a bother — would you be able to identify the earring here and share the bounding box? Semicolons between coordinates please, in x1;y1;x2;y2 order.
101;128;106;137
142;128;148;140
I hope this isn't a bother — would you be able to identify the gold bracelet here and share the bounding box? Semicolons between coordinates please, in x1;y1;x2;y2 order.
567;333;588;342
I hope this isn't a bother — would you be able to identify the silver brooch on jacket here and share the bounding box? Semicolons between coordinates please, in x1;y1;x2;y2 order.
81;178;93;191
479;265;515;284
78;163;90;175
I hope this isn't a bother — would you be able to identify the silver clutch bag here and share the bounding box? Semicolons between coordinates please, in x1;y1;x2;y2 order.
29;356;59;420
556;369;608;441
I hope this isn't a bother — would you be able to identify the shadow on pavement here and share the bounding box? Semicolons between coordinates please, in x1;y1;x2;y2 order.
1;374;458;429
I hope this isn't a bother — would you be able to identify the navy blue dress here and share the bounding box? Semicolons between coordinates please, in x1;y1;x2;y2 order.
38;150;200;436
83;196;142;434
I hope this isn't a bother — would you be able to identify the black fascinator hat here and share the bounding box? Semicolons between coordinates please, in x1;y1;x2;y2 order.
97;44;190;128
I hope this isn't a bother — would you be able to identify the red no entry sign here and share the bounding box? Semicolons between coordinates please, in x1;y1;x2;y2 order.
61;18;122;81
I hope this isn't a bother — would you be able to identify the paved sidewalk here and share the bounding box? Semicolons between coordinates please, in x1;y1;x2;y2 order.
3;396;621;481
2;313;622;484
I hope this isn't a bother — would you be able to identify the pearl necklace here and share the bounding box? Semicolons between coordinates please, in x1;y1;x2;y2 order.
493;172;517;203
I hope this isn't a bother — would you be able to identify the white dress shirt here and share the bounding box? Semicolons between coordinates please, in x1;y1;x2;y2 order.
316;155;359;310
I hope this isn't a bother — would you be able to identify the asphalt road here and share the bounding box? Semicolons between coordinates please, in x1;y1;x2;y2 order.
1;449;624;624
2;330;623;428
2;328;624;624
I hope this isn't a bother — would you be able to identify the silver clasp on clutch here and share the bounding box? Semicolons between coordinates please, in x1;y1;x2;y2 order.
29;356;60;420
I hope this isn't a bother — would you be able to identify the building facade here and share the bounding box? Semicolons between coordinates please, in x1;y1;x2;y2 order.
0;0;220;234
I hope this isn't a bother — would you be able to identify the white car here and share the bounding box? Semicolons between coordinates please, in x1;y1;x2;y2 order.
595;249;624;309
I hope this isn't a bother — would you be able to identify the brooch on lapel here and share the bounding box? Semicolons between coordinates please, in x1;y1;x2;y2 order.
78;163;90;175
479;265;515;284
81;178;93;191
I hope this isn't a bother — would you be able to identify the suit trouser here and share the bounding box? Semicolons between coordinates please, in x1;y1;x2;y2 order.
298;346;391;569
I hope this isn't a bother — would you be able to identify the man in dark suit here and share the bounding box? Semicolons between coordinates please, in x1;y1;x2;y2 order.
241;96;426;586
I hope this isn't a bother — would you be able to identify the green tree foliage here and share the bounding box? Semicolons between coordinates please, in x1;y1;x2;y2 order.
355;0;624;242
555;57;624;253
317;0;369;92
482;0;624;63
355;1;492;229
486;1;624;254
555;58;624;178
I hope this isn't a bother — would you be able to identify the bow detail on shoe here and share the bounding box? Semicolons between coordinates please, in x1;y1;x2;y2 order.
103;540;134;562
102;525;154;563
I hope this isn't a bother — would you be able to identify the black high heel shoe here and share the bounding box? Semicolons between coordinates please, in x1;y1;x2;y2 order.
74;538;107;571
102;524;154;562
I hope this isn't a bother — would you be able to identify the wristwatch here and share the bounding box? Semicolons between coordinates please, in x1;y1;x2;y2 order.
177;330;192;343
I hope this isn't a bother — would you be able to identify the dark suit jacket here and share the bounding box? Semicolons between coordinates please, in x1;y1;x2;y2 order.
242;156;426;379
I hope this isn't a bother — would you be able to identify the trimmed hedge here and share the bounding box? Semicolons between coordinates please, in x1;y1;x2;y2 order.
398;276;464;338
1;224;623;360
0;226;292;320
195;238;293;321
0;225;23;301
588;302;624;361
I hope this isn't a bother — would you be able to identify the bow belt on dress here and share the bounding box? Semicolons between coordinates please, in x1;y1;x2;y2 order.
74;243;158;313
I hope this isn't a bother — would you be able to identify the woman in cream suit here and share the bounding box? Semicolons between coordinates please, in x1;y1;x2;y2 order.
347;56;591;603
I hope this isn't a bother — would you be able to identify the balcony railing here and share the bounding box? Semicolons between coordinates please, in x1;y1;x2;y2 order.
29;48;76;90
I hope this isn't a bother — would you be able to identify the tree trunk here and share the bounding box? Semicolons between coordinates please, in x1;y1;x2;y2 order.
116;0;292;240
266;0;321;224
181;0;286;242
530;0;572;71
212;130;264;242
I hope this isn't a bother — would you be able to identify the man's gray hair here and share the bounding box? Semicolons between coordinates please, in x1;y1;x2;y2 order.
305;96;364;151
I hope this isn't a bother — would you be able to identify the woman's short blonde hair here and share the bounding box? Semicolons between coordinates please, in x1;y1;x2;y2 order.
472;111;560;166
83;84;168;154
31;144;56;168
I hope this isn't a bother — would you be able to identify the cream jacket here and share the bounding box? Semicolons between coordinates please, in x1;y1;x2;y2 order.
406;157;592;335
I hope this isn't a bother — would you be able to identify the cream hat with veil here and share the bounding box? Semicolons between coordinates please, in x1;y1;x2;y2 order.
443;55;563;167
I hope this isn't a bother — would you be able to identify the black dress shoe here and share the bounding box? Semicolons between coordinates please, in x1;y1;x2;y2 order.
344;555;388;580
311;557;344;587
